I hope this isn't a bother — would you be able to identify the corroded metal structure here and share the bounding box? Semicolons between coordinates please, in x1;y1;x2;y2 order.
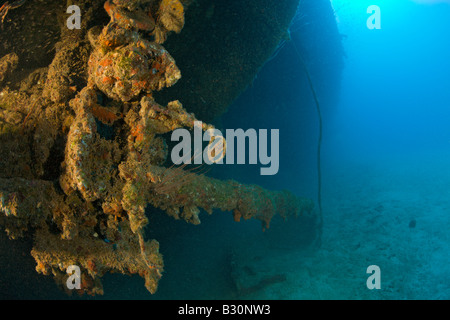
0;0;316;295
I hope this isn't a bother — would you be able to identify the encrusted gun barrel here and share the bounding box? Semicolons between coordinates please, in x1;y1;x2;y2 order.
31;224;163;295
146;165;316;228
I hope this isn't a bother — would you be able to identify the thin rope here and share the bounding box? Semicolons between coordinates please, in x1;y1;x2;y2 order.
291;41;323;247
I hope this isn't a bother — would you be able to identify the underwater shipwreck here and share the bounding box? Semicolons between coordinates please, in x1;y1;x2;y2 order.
0;0;343;296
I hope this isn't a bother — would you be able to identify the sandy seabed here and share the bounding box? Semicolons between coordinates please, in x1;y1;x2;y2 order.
230;150;450;300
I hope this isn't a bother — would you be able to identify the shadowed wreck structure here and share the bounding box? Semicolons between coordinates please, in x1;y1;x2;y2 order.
0;0;343;297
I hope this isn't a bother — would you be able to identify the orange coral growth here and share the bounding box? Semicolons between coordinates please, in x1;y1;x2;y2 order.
104;0;155;31
102;76;115;85
87;259;97;273
102;201;123;216
131;123;145;143
99;58;113;67
91;104;123;125
233;209;242;222
151;61;163;75
104;0;114;16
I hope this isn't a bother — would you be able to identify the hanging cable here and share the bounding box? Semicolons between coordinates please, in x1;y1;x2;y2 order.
291;41;323;247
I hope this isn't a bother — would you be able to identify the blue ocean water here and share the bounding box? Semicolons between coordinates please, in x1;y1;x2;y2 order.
172;0;450;300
